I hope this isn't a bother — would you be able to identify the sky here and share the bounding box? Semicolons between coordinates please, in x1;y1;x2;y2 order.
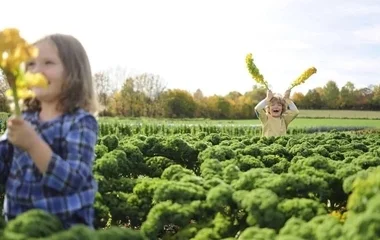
1;0;379;96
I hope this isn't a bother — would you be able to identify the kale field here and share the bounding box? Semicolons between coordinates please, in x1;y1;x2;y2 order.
0;116;379;239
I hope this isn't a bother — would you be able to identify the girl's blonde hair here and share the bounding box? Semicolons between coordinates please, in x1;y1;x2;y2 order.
25;34;99;116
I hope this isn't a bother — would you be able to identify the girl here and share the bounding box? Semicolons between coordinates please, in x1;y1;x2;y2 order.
255;89;299;137
0;33;99;229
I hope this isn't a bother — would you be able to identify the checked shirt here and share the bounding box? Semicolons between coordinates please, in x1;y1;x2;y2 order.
0;108;98;229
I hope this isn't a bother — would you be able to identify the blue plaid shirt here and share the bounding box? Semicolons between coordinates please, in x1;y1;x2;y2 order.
0;109;98;229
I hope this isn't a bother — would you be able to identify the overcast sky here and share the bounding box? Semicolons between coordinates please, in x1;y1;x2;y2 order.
1;0;379;96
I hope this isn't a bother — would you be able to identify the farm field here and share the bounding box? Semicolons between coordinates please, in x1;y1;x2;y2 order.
0;110;379;239
1;129;379;239
198;118;380;128
294;109;380;119
99;109;380;122
97;118;379;137
98;109;380;130
1;110;379;130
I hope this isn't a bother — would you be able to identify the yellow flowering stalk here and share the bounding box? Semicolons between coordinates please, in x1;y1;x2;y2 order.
288;67;317;90
245;53;269;89
0;28;48;117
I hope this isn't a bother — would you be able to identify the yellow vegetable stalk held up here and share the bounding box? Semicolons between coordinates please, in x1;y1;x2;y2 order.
245;52;317;92
0;28;48;117
245;53;269;90
288;67;317;90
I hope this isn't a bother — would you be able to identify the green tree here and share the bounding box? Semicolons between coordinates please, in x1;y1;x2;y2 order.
371;84;380;110
339;81;356;109
354;87;372;110
303;89;323;109
161;89;196;118
215;96;232;119
225;91;243;119
322;80;340;109
193;89;208;118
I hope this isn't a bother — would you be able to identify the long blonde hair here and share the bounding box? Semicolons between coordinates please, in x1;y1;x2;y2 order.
25;34;99;116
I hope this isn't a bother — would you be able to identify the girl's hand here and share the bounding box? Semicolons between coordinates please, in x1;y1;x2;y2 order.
266;90;273;101
284;89;291;99
7;117;39;152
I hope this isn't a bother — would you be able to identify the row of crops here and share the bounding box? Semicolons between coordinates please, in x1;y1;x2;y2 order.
97;122;373;137
0;116;376;137
0;121;379;239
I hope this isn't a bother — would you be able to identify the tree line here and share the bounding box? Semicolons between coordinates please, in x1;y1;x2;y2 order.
1;68;380;119
92;68;380;119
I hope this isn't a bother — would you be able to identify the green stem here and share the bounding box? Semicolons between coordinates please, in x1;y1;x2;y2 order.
6;74;21;117
11;83;21;117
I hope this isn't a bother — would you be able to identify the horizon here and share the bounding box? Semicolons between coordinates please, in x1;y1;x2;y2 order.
1;0;379;97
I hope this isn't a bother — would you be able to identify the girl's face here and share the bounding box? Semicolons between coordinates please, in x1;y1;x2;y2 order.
269;102;283;117
26;40;65;105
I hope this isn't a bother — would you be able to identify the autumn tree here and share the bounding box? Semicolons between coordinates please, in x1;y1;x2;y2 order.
217;97;233;119
303;89;323;109
93;66;130;115
108;91;125;116
161;89;196;118
119;78;138;116
93;71;112;115
242;85;266;119
236;95;254;119
193;89;204;100
203;95;233;119
291;92;305;108
132;73;167;117
339;81;356;109
193;89;208;118
109;73;167;117
315;87;324;97
355;87;373;110
226;91;242;102
224;91;242;118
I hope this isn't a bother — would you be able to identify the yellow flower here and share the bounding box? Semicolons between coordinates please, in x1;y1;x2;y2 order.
0;27;43;117
19;88;35;99
24;72;48;88
15;78;27;88
245;53;269;89
0;29;20;52
5;88;35;100
0;28;38;74
289;67;317;90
